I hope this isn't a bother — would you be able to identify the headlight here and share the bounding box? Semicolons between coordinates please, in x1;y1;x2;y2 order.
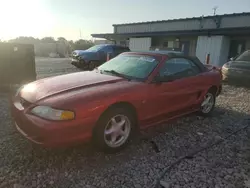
223;62;231;69
31;106;75;121
15;85;24;96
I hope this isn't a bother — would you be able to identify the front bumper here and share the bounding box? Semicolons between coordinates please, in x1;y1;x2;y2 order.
71;59;90;70
222;68;250;82
71;58;80;66
11;100;96;147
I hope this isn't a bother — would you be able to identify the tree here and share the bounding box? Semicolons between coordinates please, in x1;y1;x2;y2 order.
8;36;39;44
6;36;94;55
57;37;66;42
40;37;55;43
73;39;94;50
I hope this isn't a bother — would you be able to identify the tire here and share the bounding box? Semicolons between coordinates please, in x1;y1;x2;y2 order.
93;107;135;153
89;61;97;70
199;90;216;116
72;62;80;68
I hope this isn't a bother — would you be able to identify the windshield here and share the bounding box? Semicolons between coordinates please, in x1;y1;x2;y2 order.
235;50;250;61
85;45;104;52
98;54;159;81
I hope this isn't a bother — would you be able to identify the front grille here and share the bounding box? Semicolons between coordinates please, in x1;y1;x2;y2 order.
72;55;79;59
20;98;31;108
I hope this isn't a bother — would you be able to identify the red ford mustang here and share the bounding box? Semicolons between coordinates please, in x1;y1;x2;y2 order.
11;51;222;153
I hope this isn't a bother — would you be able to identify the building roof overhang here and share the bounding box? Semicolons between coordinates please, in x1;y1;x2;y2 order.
91;27;250;40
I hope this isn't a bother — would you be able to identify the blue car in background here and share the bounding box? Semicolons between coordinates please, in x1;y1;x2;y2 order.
71;44;130;70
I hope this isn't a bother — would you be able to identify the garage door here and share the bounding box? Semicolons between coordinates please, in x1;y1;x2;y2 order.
129;38;151;51
196;36;230;66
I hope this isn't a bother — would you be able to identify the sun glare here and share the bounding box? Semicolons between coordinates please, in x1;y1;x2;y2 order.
0;0;56;40
22;83;37;93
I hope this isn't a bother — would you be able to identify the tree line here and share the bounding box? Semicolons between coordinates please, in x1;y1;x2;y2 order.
7;36;94;51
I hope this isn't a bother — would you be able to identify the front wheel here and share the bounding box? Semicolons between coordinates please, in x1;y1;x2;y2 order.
199;91;216;116
93;107;135;153
89;61;98;70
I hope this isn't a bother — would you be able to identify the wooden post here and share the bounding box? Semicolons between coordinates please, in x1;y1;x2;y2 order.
205;53;210;64
106;53;111;61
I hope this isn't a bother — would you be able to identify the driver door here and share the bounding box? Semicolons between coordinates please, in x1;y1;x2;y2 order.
143;57;203;125
99;46;114;63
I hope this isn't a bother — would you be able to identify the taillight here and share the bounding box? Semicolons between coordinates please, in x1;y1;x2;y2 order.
213;66;222;79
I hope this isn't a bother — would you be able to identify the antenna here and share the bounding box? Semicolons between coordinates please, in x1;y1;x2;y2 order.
212;6;218;15
79;29;82;39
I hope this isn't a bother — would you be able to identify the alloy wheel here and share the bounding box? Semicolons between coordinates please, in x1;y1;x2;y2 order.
201;93;215;114
104;114;131;148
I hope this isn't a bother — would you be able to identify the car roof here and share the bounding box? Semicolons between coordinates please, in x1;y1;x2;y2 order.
123;50;184;56
144;50;184;55
95;44;128;48
122;51;207;72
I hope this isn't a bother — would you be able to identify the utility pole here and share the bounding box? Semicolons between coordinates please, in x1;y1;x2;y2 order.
212;6;218;16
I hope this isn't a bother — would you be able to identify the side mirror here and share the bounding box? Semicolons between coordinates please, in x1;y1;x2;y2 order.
152;75;165;83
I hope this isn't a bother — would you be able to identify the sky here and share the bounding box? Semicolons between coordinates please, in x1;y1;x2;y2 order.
0;0;250;41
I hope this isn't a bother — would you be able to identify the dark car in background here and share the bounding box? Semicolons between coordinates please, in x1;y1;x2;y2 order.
222;50;250;85
71;44;130;70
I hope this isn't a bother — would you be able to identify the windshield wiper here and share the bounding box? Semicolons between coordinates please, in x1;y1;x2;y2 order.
102;70;131;80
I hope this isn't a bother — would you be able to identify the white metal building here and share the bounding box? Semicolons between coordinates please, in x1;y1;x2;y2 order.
92;12;250;66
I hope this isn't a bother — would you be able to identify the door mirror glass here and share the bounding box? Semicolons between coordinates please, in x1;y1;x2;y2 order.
153;75;163;83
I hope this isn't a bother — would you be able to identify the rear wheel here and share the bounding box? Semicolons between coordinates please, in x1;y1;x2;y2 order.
199;90;216;116
93;107;135;153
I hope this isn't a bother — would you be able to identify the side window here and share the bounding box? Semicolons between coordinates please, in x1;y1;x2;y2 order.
100;46;113;54
159;58;200;81
113;47;121;55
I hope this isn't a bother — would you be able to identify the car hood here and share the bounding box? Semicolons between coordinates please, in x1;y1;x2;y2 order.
72;50;85;55
19;71;125;103
78;51;97;59
227;61;250;70
73;50;97;57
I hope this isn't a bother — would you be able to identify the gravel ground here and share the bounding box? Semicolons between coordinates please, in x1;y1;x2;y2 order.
0;58;249;188
35;57;80;79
